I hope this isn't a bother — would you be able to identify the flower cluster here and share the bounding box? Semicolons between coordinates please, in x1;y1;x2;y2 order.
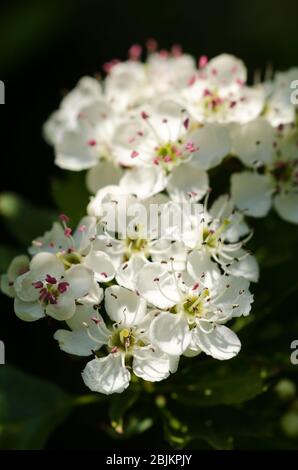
43;43;298;223
1;43;297;395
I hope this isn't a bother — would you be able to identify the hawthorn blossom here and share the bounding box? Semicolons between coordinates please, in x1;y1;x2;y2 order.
56;286;178;394
13;252;94;321
168;194;259;282
30;214;115;283
262;67;298;126
43;76;102;146
110;98;229;199
0;255;30;298
89;192;189;288
231;121;298;223
183;53;264;125
136;251;253;359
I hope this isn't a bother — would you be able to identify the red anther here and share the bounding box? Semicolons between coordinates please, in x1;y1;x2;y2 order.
32;281;43;289
131;150;139;159
129;43;142;60
58;281;69;293
64;227;72;237
45;274;57;284
59;214;70;223
198;55;208;68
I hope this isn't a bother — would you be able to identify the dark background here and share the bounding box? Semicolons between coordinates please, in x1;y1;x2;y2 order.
1;0;298;202
0;0;298;450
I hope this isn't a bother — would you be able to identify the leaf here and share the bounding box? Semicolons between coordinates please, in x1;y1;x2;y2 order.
0;192;57;247
166;357;270;407
0;365;74;449
161;406;234;450
51;172;90;225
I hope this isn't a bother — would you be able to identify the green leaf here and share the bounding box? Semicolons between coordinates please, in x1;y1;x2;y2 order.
0;365;74;449
51;172;90;226
0;192;57;247
167;357;270;407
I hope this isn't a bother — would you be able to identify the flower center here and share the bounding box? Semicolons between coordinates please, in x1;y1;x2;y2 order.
203;219;230;250
124;237;149;260
182;289;209;318
32;274;69;305
109;328;136;353
58;250;82;269
153;142;183;171
200;88;234;118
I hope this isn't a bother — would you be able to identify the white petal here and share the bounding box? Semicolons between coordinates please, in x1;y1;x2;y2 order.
55;128;98;171
54;329;101;356
213;275;253;318
64;265;93;299
167;163;209;201
116;257;147;290
230;87;264;124
274;193;298;224
82;354;130;394
231;118;275;166
84;250;115;282
120;166;167;199
194;324;241;360
30;252;65;280
73;216;97;253
133;347;171;382
14;297;45;322
149;312;191;355
46;292;76;321
231;171;273;217
224;251;259;282
14;272;40;302
7;255;30;281
66;303;100;330
78;280;104;305
189;123;231;170
151;240;188;272
105;285;147;326
86;161;122;194
136;263;181;309
187;250;221;288
205;54;247;89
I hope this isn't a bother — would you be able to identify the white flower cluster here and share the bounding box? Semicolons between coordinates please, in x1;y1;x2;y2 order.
44;43;298;223
1;43;297;395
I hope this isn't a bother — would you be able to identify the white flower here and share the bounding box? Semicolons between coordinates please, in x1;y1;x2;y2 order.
54;98;116;171
56;286;178;394
231;123;298;223
183;54;264;125
88;191;190;288
43;76;102;146
13;252;94;321
105;60;151;111
147;51;196;93
0;255;30;298
30;215;116;283
263;68;298;126
173;194;259;282
110;98;229;199
136;251;253;359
